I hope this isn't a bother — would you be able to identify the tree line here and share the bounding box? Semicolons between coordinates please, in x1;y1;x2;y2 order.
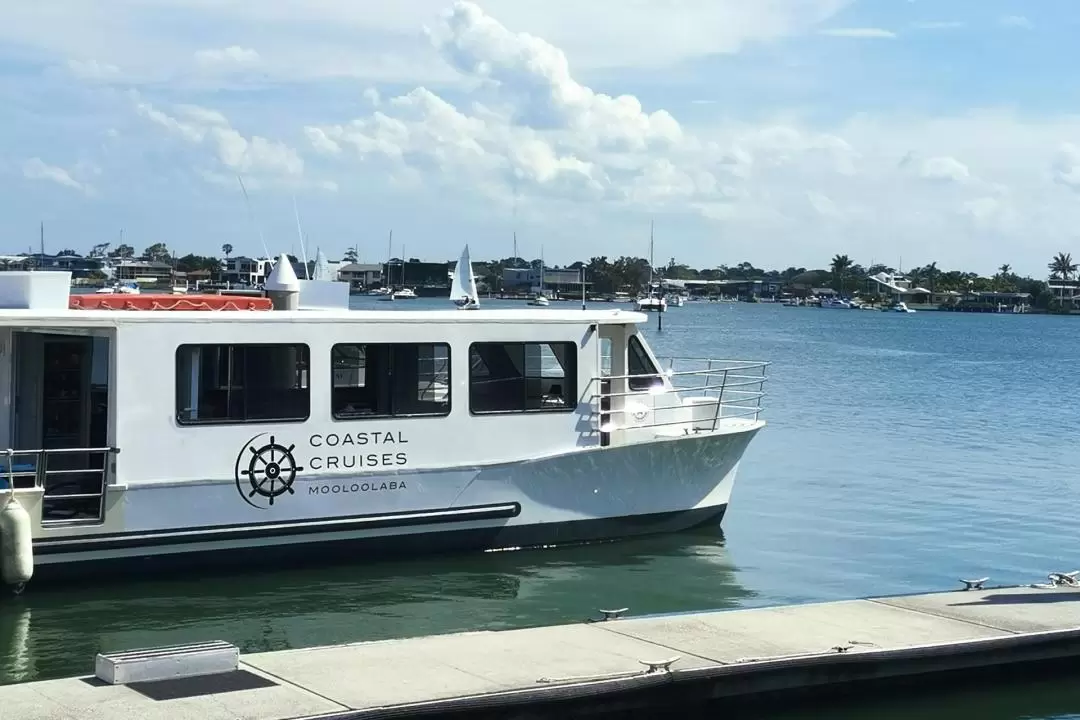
39;240;1080;308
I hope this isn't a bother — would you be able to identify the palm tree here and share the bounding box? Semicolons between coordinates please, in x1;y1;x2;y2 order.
1049;252;1076;279
924;261;938;296
1048;252;1078;308
996;264;1012;292
222;243;233;261
830;254;853;296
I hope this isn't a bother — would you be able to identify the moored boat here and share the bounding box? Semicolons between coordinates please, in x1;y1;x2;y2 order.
0;254;769;593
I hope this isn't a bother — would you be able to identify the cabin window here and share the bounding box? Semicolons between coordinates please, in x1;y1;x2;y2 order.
175;344;310;425
331;343;451;419
469;342;576;414
628;335;663;391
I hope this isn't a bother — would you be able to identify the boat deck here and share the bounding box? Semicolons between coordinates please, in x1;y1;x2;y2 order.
6;582;1080;719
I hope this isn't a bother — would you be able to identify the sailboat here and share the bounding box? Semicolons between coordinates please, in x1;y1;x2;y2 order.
635;221;667;312
528;246;550;306
450;244;480;310
391;244;418;300
378;231;396;302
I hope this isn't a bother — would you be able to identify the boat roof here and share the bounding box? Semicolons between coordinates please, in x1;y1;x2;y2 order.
0;307;650;328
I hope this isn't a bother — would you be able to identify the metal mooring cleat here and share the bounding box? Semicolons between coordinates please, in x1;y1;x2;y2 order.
596;607;629;621
639;656;680;673
959;577;989;591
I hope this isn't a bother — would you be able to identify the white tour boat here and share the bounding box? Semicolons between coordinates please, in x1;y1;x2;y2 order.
0;253;769;593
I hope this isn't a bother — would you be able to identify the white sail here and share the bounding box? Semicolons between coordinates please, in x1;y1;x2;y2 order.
311;248;331;280
450;245;479;309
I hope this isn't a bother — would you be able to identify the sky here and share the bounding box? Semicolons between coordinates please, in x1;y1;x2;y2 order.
1;0;1078;275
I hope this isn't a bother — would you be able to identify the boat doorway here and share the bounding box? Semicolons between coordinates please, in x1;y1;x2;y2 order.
597;325;628;448
10;331;114;525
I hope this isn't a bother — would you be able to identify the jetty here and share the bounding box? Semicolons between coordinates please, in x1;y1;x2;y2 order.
6;578;1080;719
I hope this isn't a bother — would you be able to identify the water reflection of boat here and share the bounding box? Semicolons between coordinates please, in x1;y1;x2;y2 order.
0;527;752;684
0;606;31;684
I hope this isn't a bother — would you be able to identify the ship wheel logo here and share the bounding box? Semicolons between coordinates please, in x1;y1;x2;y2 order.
234;434;305;509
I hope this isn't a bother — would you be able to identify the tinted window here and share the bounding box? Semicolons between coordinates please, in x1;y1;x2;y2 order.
176;344;310;425
332;343;450;419
469;342;576;414
628;335;662;391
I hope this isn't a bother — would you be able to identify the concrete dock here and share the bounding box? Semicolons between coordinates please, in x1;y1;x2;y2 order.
6;580;1080;719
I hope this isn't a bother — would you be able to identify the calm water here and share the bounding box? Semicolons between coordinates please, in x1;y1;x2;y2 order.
4;298;1080;718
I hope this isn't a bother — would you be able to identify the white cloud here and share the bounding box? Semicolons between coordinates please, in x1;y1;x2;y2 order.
1052;143;1080;191
998;15;1033;29
22;158;90;194
919;156;970;183
4;1;1080;276
66;58;120;80
132;93;304;181
305;127;343;156
174;104;231;127
294;4;1080;274
193;46;261;67
0;0;853;86
818;27;896;38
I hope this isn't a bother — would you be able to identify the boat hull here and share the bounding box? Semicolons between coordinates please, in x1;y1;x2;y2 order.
24;505;727;586
25;423;762;587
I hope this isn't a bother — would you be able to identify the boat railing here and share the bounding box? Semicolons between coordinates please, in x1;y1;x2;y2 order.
591;358;768;436
0;446;121;525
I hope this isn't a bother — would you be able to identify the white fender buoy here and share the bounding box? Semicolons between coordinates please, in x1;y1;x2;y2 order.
0;495;33;588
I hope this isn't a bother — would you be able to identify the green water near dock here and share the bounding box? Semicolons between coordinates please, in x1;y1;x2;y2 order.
4;297;1080;718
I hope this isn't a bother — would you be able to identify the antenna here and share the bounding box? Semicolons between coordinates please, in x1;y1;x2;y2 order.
291;195;310;279
580;265;586;310
236;175;272;260
513;230;518;262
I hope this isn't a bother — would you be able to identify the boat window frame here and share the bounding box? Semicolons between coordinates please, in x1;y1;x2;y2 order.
467;341;577;416
174;343;311;426
330;341;452;421
627;335;663;392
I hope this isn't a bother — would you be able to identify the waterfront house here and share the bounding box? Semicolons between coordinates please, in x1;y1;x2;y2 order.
864;272;934;309
338;263;383;290
1047;278;1080;311
501;267;590;297
114;259;173;284
384;259;453;297
224;256;311;286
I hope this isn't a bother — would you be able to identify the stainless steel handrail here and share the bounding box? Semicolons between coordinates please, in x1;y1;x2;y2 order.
2;446;120;525
589;359;768;434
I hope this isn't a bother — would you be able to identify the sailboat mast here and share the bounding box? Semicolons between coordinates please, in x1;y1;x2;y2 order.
648;220;655;288
386;230;393;287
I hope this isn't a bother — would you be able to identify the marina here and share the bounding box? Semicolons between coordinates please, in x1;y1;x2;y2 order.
6;2;1080;717
5;581;1080;719
1;283;1080;718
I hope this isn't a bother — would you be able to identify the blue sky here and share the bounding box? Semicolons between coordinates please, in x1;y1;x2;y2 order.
1;1;1077;276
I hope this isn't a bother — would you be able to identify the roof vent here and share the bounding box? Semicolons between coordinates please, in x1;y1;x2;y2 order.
264;253;300;310
0;271;72;310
